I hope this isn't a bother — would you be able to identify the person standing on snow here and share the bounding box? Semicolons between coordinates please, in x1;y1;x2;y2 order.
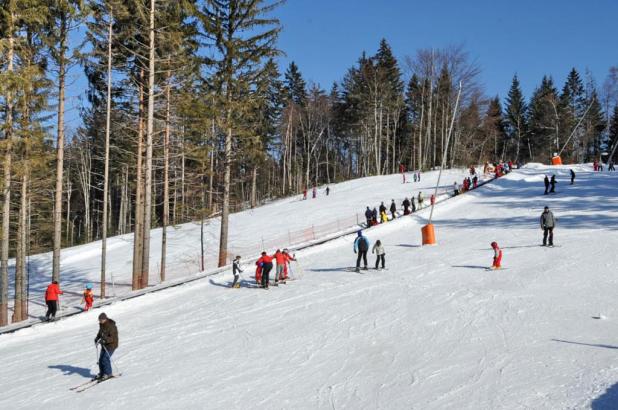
389;200;397;219
83;283;94;311
402;198;411;215
272;249;287;285
540;206;556;247
609;161;615;171
45;280;63;321
282;249;296;280
570;169;575;185
312;185;317;198
94;313;118;381
379;201;387;216
256;252;274;289
303;188;307;200
231;256;243;288
411;196;416;212
372;207;378;226
353;231;370;272
490;242;502;270
417;172;421;182
372;240;386;270
544;175;550;195
326;186;330;196
413;173;417;183
549;174;557;193
417;192;424;208
364;206;372;227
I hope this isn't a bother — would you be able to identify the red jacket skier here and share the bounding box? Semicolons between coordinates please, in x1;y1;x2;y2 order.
256;253;274;288
282;249;296;280
45;281;63;321
490;242;502;269
272;249;287;284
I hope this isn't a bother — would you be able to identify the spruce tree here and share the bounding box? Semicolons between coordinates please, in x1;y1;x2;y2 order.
504;75;528;161
608;105;618;161
528;75;559;160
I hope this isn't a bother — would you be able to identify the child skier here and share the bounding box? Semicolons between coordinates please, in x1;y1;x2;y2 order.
83;283;94;311
372;240;386;270
232;256;243;288
380;210;388;223
282;249;296;280
490;242;502;270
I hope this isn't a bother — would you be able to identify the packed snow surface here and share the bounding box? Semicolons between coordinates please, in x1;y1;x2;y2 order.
2;164;618;409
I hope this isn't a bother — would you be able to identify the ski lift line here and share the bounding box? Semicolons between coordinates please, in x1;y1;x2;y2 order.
557;97;596;158
428;81;463;225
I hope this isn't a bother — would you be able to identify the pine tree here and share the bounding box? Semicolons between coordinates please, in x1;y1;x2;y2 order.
504;75;528;161
483;96;506;160
528;75;559;160
198;0;282;267
608;105;618;162
559;68;587;161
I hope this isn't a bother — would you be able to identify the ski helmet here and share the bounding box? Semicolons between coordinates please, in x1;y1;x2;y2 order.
86;283;93;290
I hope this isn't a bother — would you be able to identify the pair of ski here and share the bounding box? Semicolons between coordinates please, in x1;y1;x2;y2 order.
70;374;121;393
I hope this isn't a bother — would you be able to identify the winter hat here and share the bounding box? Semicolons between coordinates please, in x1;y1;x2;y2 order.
86;283;93;290
98;313;108;320
52;280;58;285
544;206;549;210
491;242;498;249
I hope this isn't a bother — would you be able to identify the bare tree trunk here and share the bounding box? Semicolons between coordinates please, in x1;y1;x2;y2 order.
14;142;29;323
208;119;214;211
52;15;68;283
141;0;156;287
100;9;113;299
250;166;257;208
132;71;145;290
0;7;15;326
218;122;232;267
160;73;171;283
65;176;72;243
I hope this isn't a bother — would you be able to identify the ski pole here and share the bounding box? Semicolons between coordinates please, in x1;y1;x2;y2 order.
100;343;122;376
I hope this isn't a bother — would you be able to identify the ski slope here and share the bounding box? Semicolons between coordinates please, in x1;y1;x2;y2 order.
2;164;618;409
7;168;476;322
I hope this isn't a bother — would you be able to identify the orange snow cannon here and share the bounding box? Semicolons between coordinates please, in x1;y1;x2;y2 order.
551;154;563;166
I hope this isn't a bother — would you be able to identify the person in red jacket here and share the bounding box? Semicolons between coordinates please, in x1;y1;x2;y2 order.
490;242;502;270
282;249;296;280
45;280;63;321
272;249;287;285
256;252;273;289
83;283;94;311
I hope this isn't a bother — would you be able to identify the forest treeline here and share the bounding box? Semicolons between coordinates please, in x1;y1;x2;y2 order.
1;0;617;324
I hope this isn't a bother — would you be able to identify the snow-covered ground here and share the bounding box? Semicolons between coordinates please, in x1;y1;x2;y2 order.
2;164;618;409
7;167;475;322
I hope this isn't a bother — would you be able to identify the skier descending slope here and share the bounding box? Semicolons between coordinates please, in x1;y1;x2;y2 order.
544;175;550;195
231;256;243;288
540;206;556;247
489;242;503;270
94;313;118;381
353;231;370;273
45;280;63;321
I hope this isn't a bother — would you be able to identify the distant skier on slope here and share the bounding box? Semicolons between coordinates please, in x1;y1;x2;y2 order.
256;252;273;289
45;280;63;321
365;206;373;227
402;197;411;215
372;239;386;270
231;256;243;288
490;242;502;270
94;313;118;381
379;201;387;215
353;231;370;272
83;283;94;311
390;200;397;219
544;175;550;195
540;206;556;247
550;174;557;193
570;169;575;185
417;192;424;208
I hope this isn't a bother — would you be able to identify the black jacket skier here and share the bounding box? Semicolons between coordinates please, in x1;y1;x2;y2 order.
389;200;397;219
570;169;575;185
544;175;550;194
364;207;372;226
540;206;556;246
379;202;387;215
402;198;411;214
550;175;557;193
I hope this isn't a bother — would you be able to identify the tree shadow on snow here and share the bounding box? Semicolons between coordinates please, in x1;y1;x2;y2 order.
551;339;618;350
48;365;93;379
591;382;618;410
452;265;488;270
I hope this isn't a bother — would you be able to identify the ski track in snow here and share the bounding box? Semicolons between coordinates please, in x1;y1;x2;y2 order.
1;164;618;409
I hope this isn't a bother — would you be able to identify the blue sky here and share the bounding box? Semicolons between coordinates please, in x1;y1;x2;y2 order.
63;0;617;132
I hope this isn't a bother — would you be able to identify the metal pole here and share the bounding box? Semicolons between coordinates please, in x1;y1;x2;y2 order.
428;82;463;225
557;97;596;157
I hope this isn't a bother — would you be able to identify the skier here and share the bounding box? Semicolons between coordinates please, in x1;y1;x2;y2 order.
94;313;118;381
411;196;416;212
609;161;615;171
379;201;387;216
371;207;378;226
256;252;273;289
232;256;243;288
540;206;556;247
372;239;386;270
453;182;459;196
255;260;263;286
593;160;598;172
83;283;94;311
570;169;575;185
44;280;63;321
490;242;502;270
364;206;372;227
326;186;330;196
417;192;424;208
400;163;406;183
472;175;478;188
413;173;417;183
303;188;307;200
549;174;557;193
544;175;550;195
312;185;317;198
282;249;296;280
380;210;388;223
430;194;435;206
353;231;370;272
272;249;287;285
402;197;411;215
389;200;397;219
417;172;421;182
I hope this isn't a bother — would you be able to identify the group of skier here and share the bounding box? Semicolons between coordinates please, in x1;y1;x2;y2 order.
251;248;297;289
353;231;386;272
303;185;330;200
364;192;430;227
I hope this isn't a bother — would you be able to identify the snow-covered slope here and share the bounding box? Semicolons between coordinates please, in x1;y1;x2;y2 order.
2;164;618;409
9;168;475;321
